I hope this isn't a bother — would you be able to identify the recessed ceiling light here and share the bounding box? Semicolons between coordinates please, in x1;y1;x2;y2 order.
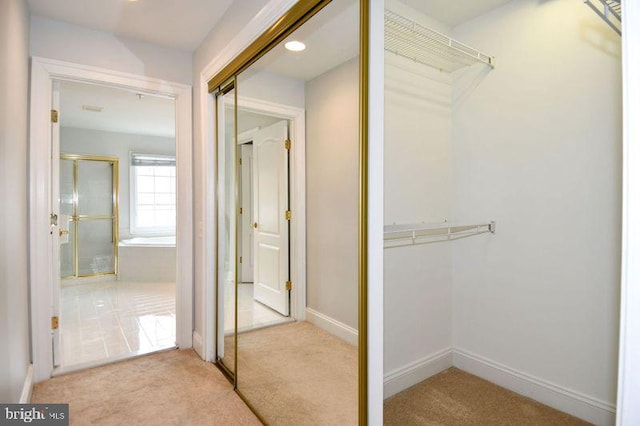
285;41;306;52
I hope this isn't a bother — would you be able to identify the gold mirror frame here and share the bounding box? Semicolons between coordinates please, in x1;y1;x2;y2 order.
208;0;369;424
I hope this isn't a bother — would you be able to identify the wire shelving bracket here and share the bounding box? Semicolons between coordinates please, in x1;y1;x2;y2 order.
584;0;621;35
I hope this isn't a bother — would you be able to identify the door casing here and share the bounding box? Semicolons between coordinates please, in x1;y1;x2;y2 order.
29;57;193;382
238;142;254;283
205;95;306;366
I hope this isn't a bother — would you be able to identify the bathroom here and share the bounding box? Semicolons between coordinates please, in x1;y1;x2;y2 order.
56;79;177;370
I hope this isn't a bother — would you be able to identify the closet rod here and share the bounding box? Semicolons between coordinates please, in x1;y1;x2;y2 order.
384;221;496;248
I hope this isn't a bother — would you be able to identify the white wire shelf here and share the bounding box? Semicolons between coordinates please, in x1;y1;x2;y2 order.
584;0;621;35
384;221;496;248
384;9;495;73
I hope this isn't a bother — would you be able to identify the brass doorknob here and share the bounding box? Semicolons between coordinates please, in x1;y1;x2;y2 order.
252;222;258;229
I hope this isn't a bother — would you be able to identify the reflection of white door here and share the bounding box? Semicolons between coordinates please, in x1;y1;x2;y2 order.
253;120;290;316
239;144;254;283
51;80;62;367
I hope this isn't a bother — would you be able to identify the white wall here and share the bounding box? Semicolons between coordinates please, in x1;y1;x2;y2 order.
238;70;305;108
452;0;621;410
305;57;360;330
384;56;454;379
383;0;454;390
60;127;175;238
30;15;192;84
0;0;31;403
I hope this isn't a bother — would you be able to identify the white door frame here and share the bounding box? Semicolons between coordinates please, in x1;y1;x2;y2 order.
204;95;306;361
616;1;640;424
29;57;193;382
237;140;254;283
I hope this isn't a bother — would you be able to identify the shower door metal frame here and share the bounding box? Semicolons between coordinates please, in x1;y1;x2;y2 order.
60;154;120;279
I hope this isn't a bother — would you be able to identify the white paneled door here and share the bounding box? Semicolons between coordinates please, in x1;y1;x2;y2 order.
252;120;290;316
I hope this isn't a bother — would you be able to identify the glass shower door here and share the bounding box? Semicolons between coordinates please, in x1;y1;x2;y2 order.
60;155;119;279
60;158;75;278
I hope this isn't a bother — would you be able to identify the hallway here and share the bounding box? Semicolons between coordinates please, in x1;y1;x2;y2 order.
32;349;259;425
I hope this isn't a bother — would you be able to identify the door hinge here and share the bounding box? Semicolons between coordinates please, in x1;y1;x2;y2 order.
239;207;243;214
51;109;59;123
239;157;242;165
240;256;243;264
285;210;292;221
285;281;292;291
285;139;291;150
51;316;59;330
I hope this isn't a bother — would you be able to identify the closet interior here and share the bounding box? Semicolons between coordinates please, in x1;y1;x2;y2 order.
383;0;622;425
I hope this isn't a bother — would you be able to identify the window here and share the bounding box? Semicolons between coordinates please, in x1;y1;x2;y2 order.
130;153;176;235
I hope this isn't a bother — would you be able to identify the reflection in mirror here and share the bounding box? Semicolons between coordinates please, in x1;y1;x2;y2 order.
233;0;361;423
216;84;237;376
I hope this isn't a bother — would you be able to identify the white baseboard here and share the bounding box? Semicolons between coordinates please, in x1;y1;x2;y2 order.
192;331;204;360
384;348;453;399
453;348;616;426
305;308;358;346
19;364;34;403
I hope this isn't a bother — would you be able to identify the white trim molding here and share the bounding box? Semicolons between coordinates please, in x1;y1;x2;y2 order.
453;349;616;426
306;308;358;346
192;331;204;359
19;365;34;403
383;348;453;399
617;0;640;424
368;1;386;424
29;57;193;382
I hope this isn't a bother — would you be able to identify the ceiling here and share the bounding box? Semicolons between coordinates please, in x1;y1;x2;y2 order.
399;0;512;27
59;80;175;138
231;0;360;83
42;0;509;138
26;0;511;56
27;0;234;51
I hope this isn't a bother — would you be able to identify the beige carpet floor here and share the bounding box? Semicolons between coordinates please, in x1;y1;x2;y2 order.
384;367;591;426
236;321;358;425
31;349;260;426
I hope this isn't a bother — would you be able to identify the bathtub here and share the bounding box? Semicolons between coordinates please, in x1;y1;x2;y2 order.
118;236;176;282
119;236;176;248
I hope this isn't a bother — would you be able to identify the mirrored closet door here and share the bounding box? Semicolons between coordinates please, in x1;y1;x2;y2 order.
210;0;367;423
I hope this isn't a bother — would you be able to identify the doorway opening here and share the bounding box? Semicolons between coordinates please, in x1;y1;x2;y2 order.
53;79;177;373
215;86;300;377
236;114;294;333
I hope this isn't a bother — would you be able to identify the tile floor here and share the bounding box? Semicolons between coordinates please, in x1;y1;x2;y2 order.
60;278;287;371
59;279;176;371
